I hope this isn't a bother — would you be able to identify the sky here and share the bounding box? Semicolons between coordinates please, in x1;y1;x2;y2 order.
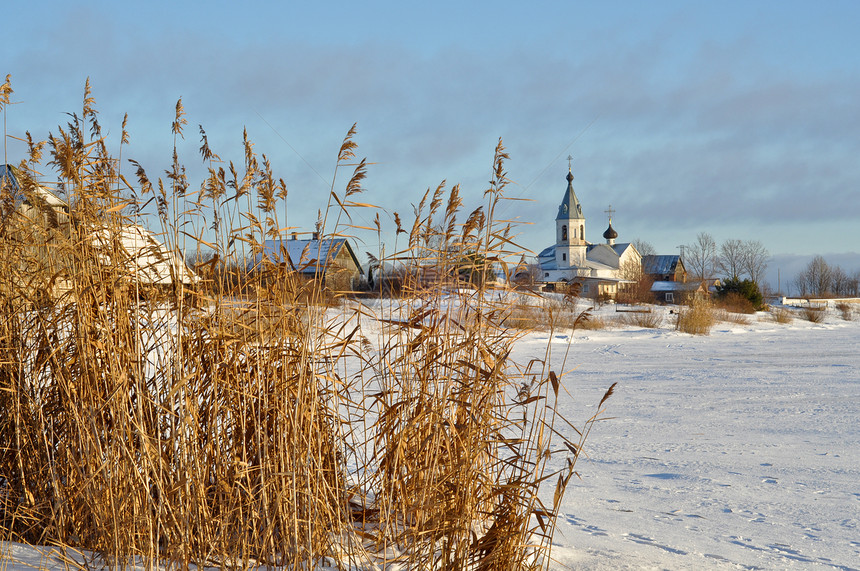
3;0;860;288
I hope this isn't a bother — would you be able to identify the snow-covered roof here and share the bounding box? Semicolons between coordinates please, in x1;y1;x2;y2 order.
256;238;359;275
643;255;680;275
1;164;68;209
91;225;197;285
612;242;636;257
650;280;701;293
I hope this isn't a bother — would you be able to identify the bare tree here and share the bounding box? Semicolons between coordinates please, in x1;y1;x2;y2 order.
632;239;656;257
617;257;653;303
793;255;833;297
685;232;717;281
717;239;745;280
740;240;769;285
831;265;851;296
511;260;542;290
851;270;860;297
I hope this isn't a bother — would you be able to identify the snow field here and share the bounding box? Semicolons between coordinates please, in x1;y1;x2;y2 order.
537;306;859;570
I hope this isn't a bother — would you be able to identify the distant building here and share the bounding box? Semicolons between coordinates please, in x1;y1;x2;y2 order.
1;164;196;302
536;165;641;300
642;255;687;283
254;234;362;290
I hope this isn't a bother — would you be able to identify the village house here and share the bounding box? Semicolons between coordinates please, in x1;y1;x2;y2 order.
1;164;195;301
642;255;721;304
254;233;362;291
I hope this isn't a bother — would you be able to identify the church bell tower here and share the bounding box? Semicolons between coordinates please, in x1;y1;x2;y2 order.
555;159;587;269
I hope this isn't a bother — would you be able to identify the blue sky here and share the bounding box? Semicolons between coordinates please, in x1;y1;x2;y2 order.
4;1;860;287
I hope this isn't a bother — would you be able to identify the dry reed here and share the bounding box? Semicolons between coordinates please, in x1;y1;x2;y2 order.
769;307;794;324
714;309;751;326
835;302;855;321
803;306;826;323
1;80;613;570
616;311;662;329
675;298;716;335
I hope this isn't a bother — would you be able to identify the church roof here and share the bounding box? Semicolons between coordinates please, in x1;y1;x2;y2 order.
556;169;584;221
612;242;635;257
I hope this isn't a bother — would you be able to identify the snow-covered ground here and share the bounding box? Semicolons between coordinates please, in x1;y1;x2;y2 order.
3;303;858;570
540;306;859;570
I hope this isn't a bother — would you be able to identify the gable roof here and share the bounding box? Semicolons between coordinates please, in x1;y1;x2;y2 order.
1;164;22;198
91;225;197;285
255;238;361;275
612;242;637;258
1;164;68;209
642;255;681;276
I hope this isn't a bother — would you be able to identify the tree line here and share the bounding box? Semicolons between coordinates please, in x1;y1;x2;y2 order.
683;232;769;284
792;256;860;298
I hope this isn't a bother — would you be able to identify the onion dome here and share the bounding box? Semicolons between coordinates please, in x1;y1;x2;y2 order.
603;222;618;240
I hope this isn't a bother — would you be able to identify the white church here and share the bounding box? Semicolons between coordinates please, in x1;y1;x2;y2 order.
536;164;641;299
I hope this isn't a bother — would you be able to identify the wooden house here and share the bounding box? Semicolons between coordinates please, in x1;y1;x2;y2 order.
642;255;687;283
254;234;362;290
1;164;196;301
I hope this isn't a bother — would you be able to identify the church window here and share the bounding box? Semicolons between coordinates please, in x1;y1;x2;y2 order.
580;224;584;239
561;225;567;241
562;253;566;261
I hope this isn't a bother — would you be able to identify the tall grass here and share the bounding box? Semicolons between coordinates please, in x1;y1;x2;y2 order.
1;81;613;570
617;311;662;329
835;302;855;321
803;306;826;323
769;307;794;324
675;298;716;335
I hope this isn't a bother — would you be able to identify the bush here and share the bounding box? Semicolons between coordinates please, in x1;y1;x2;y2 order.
714;309;750;325
715;291;756;314
0;87;614;571
676;298;716;335
617;311;663;328
769;307;794;324
715;277;764;310
835;302;855;321
803;306;826;323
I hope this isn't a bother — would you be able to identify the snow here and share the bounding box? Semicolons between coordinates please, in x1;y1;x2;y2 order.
3;303;858;570
538;307;860;570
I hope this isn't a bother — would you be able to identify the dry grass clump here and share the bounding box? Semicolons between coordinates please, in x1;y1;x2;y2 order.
502;304;545;329
617;311;662;329
803;306;827;323
675;298;716;335
1;79;614;571
715;292;756;314
501;293;594;332
574;313;611;330
714;309;751;326
769;306;794;324
835;302;855;321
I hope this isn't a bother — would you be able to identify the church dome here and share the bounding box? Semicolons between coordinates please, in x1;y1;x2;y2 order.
603;222;618;240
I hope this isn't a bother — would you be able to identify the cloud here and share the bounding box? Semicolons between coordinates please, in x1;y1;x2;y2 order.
5;3;860;259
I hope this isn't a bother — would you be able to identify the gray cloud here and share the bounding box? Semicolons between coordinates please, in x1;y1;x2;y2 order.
4;3;860;260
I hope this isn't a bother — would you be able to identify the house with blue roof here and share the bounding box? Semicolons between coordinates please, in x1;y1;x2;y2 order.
253;233;362;291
